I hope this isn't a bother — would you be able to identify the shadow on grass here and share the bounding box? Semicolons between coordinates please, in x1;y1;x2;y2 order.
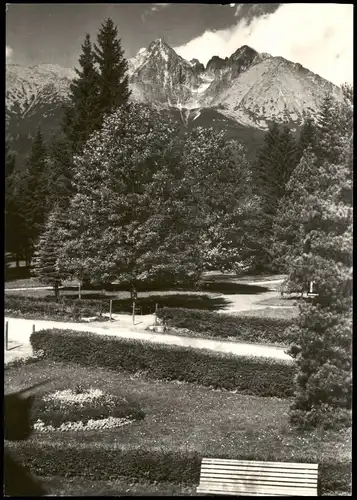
43;292;229;314
200;282;270;295
5;266;31;282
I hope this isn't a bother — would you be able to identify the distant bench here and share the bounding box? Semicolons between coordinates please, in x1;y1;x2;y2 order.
197;458;318;496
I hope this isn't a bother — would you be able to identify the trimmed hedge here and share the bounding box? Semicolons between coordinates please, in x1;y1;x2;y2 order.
9;443;351;495
30;329;295;398
5;295;106;321
157;307;294;345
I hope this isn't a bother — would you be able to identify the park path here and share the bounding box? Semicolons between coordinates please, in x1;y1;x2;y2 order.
4;315;292;364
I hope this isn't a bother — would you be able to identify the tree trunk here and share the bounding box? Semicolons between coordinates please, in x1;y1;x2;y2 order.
54;283;60;301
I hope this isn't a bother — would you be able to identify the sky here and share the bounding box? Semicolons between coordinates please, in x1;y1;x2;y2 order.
6;3;353;86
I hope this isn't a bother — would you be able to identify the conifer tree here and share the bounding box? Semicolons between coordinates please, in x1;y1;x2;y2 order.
31;205;67;299
280;88;353;430
63;34;100;153
315;93;344;164
94;18;131;118
46;136;74;210
252;123;299;271
18;128;49;264
5;143;23;265
298;116;317;157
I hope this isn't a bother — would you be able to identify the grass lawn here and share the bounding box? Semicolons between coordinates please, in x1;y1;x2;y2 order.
5;360;351;463
257;296;306;307
39;476;197;496
235;307;299;320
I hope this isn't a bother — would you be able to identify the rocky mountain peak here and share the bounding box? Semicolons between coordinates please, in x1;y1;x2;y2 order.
6;39;343;164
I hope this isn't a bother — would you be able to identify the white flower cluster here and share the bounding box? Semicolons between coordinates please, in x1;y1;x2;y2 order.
33;416;133;432
43;388;113;406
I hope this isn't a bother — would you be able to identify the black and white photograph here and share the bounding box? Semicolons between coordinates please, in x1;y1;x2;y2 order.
5;2;352;496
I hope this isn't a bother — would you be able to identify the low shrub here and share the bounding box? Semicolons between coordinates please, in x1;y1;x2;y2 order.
157;307;294;345
4;355;42;371
5;295;105;321
30;329;295;398
290;405;352;431
10;443;351;495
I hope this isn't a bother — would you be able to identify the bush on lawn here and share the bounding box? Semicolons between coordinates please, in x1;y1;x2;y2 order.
10;443;351;495
30;329;295;398
4;295;105;321
157;307;294;345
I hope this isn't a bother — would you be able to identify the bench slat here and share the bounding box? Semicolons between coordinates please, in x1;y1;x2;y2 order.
202;458;318;469
197;482;317;496
197;488;285;496
200;473;317;484
201;466;318;478
199;478;317;488
197;487;313;496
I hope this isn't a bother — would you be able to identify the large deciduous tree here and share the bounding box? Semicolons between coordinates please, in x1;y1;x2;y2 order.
57;104;257;288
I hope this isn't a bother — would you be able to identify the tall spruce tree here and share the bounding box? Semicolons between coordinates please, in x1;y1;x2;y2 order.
63;34;100;153
18;128;49;264
280;89;353;430
298;116;317;158
32;205;67;299
252;122;299;271
94;18;131;118
46;136;74;210
315;93;344;164
5;143;24;265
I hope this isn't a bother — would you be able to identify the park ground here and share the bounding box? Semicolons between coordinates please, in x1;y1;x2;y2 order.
4;268;351;495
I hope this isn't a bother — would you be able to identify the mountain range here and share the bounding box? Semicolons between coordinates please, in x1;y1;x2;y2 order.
6;39;343;164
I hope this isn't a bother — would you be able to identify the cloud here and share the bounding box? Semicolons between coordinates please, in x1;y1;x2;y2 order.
6;45;13;61
151;3;170;12
174;3;353;86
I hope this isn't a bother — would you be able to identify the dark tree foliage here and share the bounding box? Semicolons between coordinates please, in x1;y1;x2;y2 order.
94;17;131;117
63;34;100;153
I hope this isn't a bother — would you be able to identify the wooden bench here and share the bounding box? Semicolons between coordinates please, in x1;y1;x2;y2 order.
197;458;318;496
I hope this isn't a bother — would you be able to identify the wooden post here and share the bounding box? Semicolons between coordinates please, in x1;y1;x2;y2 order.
32;324;35;334
155;303;158;325
5;321;8;351
132;301;135;325
109;300;113;322
78;283;81;300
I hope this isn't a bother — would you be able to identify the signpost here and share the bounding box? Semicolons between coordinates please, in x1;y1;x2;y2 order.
131;287;137;325
5;321;9;351
307;281;319;298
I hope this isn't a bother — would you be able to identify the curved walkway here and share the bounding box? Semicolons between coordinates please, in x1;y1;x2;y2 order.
4;316;292;364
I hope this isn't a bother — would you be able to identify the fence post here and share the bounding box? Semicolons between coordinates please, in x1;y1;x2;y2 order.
5;321;9;351
155;303;158;325
32;324;35;335
132;301;135;325
78;283;81;300
109;300;112;322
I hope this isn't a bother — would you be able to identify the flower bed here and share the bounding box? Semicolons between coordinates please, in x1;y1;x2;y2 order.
31;387;145;432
